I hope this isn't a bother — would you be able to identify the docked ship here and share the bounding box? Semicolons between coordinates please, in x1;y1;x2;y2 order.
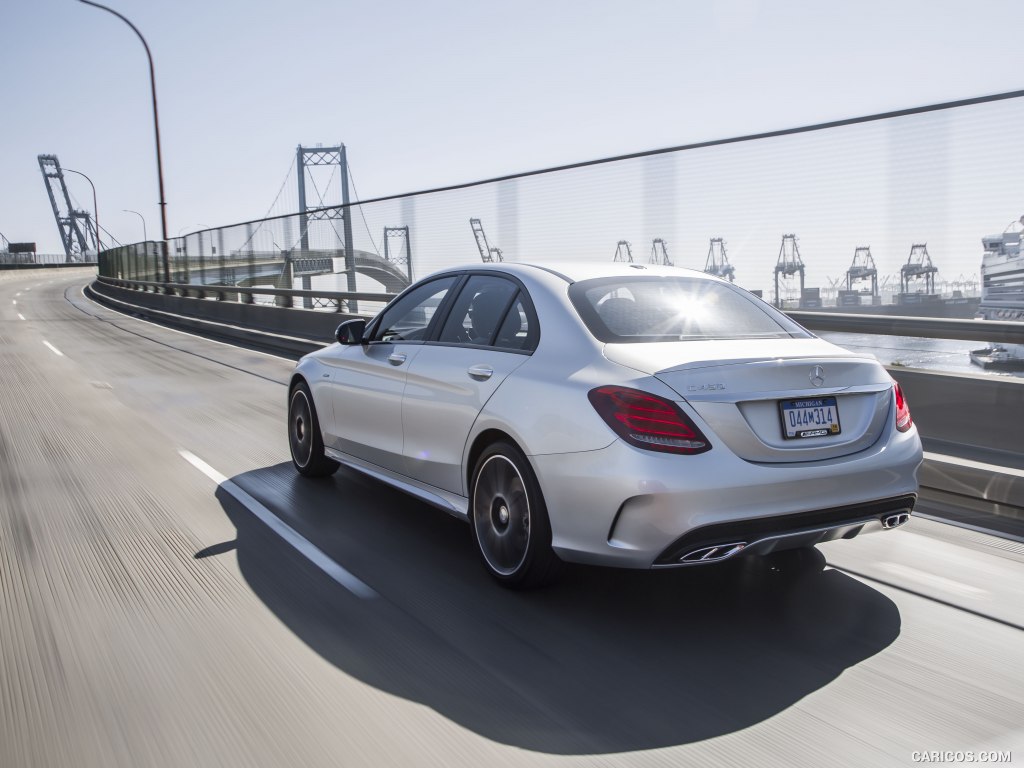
970;215;1024;370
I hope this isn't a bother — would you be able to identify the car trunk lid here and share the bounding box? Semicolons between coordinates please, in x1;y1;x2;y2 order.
605;338;894;463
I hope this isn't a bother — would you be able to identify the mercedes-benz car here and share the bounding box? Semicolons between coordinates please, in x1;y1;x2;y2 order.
287;262;922;588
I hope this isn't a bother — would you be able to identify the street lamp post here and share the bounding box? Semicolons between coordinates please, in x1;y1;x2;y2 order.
123;209;147;242
63;168;100;256
78;0;170;283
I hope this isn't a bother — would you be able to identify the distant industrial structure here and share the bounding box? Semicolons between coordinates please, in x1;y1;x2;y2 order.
704;238;735;282
37;154;96;262
899;243;939;299
773;234;820;308
470;218;503;262
612;240;633;262
838;246;880;306
649;238;672;266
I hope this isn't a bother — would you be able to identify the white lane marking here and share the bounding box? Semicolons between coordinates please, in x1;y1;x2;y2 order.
179;450;378;600
15;292;20;297
17;313;25;321
11;300;16;305
878;562;990;599
42;341;64;357
925;451;1024;479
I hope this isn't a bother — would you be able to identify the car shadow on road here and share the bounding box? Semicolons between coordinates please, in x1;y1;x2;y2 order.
208;462;901;755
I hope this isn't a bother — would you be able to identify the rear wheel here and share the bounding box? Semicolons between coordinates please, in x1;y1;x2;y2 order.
288;382;338;477
470;441;562;589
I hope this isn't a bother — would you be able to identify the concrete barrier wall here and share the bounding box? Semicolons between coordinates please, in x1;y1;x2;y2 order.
89;278;356;345
888;368;1023;461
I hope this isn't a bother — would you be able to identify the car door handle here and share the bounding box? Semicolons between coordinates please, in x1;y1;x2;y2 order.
388;353;407;366
467;365;493;380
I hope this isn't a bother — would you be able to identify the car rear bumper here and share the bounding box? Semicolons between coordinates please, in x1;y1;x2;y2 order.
651;494;915;566
529;427;922;568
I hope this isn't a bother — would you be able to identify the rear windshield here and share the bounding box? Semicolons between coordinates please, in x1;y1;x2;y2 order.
569;275;811;343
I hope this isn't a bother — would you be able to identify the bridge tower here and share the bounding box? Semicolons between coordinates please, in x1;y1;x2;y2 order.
900;243;938;295
470;218;503;262
296;144;356;299
383;226;413;282
613;240;633;262
704;237;735;281
649;238;673;266
773;233;805;308
38;154;96;262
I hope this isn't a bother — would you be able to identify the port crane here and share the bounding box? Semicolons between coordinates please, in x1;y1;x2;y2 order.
469;218;503;262
704;237;735;281
37;154;96;262
846;246;879;297
613;240;633;262
649;238;672;266
773;233;805;308
900;243;938;295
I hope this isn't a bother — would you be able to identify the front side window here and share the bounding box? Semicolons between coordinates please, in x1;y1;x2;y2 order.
570;276;810;343
371;276;457;342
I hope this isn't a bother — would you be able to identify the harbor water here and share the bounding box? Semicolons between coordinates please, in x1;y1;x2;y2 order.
818;332;1024;379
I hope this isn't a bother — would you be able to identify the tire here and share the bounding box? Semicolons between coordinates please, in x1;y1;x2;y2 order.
470;441;563;589
288;382;339;477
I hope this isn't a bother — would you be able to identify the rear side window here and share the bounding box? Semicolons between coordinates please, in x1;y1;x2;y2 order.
570;276;810;343
437;275;539;351
494;295;533;350
439;275;518;345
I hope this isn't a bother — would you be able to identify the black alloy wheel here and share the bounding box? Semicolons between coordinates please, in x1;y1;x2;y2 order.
470;441;562;588
288;382;339;477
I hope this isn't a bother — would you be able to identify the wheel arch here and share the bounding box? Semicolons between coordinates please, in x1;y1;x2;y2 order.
466;428;526;495
289;372;307;394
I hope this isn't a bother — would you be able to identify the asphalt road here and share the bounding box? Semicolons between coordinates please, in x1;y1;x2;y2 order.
1;270;1022;767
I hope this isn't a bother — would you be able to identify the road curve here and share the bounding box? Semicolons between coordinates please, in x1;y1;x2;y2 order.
1;270;1021;767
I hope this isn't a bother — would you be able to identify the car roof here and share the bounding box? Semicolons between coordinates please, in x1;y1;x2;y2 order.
434;261;718;284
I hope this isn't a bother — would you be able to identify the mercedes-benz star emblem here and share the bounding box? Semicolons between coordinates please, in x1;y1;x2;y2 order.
809;365;826;387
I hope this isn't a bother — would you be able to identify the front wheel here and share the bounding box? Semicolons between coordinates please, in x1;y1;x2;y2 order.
470;441;563;589
288;382;339;477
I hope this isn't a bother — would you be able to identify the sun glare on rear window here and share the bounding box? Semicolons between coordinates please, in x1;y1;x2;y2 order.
569;276;810;343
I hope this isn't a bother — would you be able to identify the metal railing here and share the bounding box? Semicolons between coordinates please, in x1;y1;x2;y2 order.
98;276;391;314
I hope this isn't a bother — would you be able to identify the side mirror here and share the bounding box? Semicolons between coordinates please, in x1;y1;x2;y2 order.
335;319;367;345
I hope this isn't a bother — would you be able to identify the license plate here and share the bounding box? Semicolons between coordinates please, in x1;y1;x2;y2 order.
779;397;841;439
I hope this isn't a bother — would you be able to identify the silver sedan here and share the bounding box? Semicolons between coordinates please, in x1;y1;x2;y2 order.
287;262;922;588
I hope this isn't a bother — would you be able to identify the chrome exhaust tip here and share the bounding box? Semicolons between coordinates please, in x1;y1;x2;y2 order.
679;542;747;563
881;512;910;530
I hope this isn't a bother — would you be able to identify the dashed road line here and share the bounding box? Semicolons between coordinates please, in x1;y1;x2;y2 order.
17;313;25;321
179;450;378;600
42;341;64;357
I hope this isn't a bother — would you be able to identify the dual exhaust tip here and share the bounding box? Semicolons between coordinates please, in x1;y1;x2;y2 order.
677;512;912;563
882;512;911;529
678;542;747;563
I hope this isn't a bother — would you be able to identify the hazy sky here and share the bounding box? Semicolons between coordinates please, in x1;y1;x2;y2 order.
3;0;1024;293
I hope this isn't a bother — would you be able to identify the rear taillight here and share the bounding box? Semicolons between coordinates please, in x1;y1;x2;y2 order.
894;381;913;432
588;386;711;455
